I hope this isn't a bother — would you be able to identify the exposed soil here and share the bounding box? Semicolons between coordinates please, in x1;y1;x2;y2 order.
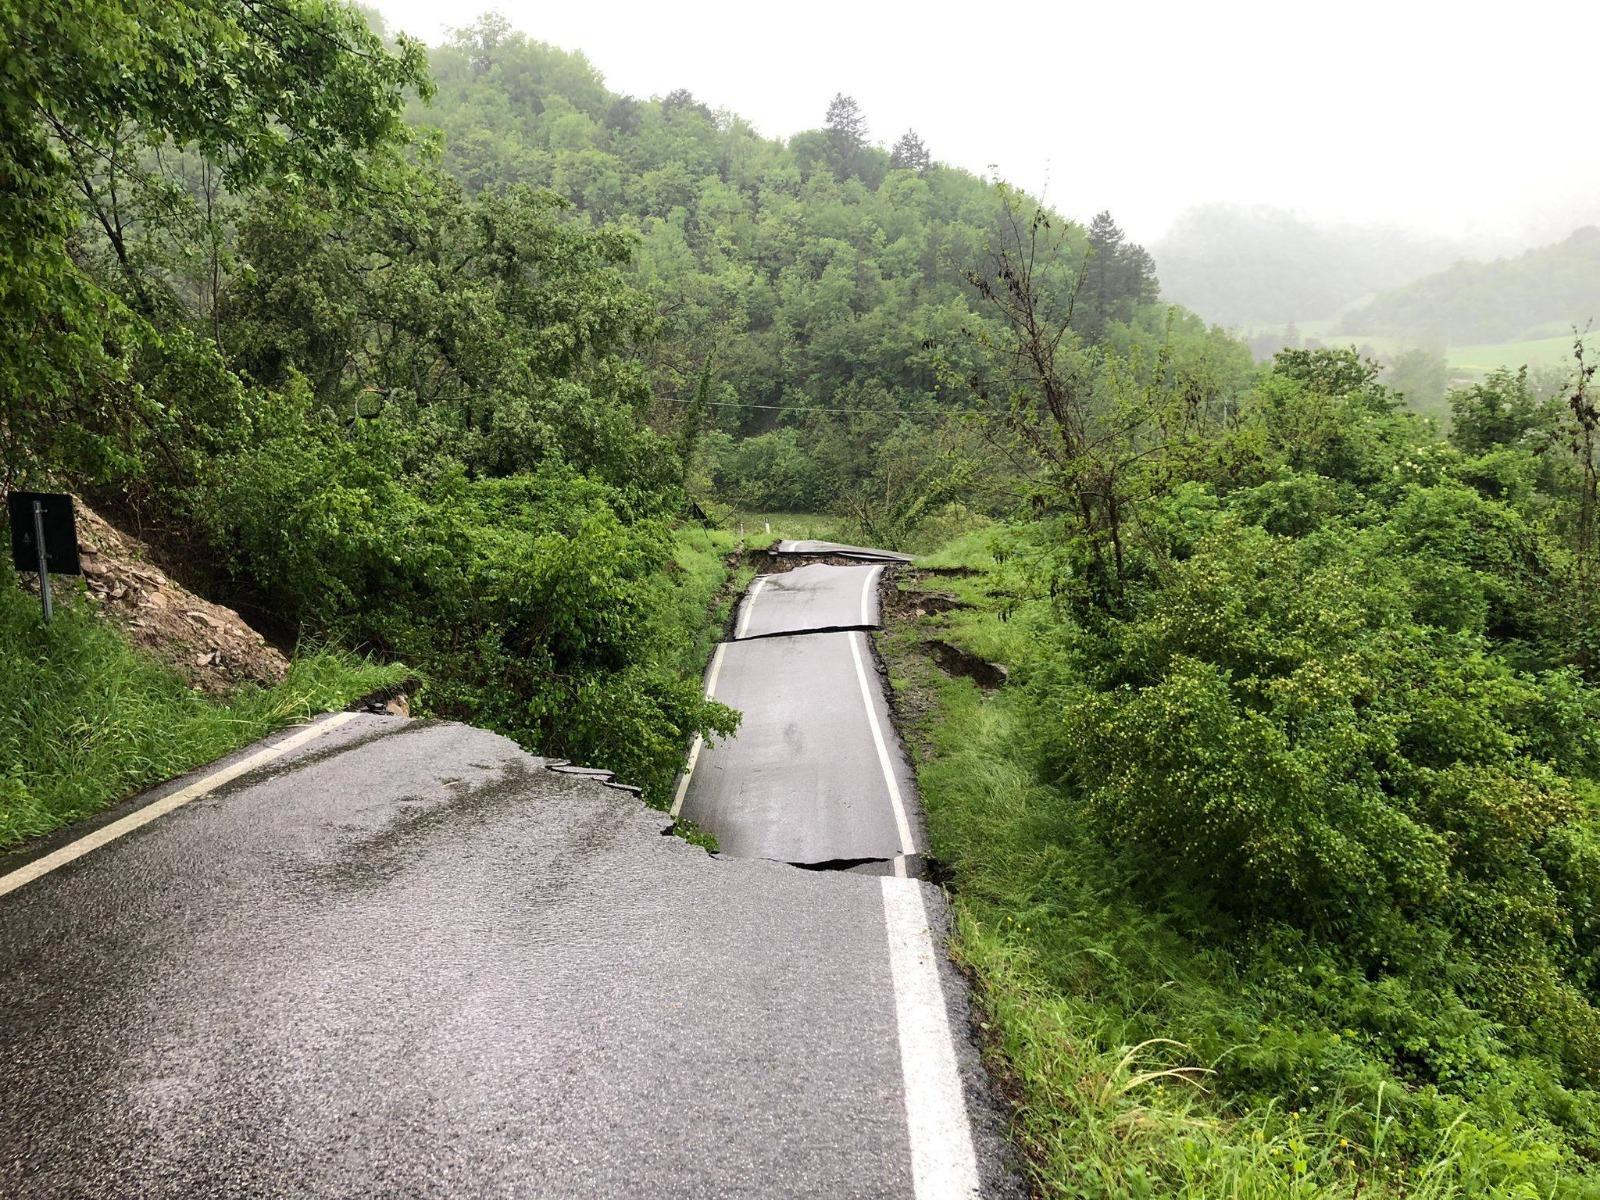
885;585;971;620
66;499;290;694
924;640;1008;691
869;573;940;760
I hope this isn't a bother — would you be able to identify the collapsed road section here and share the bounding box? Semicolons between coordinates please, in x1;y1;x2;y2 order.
674;549;922;875
0;539;1018;1199
772;539;915;564
668;541;999;1195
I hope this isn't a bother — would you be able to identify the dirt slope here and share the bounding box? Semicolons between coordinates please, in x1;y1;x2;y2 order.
69;500;288;693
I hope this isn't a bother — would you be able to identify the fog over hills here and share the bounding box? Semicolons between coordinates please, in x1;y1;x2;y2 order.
1342;226;1600;344
1151;204;1475;330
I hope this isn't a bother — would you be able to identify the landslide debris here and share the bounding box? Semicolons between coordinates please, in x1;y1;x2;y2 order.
69;500;289;693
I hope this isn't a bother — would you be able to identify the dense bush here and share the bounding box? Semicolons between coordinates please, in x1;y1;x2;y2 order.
183;400;734;801
701;427;833;511
977;348;1600;1185
6;1;736;804
1056;514;1600;1068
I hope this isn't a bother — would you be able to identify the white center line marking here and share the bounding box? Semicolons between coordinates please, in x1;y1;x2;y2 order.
881;875;981;1199
671;641;728;817
848;630;916;856
735;575;767;639
0;712;362;899
859;563;883;628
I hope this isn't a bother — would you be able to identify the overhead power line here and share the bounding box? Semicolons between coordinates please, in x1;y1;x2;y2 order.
658;396;950;417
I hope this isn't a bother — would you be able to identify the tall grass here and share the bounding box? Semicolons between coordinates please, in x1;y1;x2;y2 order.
666;524;748;675
725;511;843;547
0;567;407;848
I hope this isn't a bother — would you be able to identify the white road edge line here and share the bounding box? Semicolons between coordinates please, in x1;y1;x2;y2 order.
848;630;916;857
671;641;728;818
881;875;981;1199
0;711;362;899
859;563;883;628
735;575;767;639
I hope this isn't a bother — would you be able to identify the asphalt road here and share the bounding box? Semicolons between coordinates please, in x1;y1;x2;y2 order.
0;553;1016;1198
733;562;884;640
675;630;917;864
679;557;920;870
774;539;914;563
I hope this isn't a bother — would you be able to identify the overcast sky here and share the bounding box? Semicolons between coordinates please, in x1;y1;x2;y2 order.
369;0;1600;248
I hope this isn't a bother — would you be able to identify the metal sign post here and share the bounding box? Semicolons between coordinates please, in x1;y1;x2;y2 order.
7;492;81;626
32;500;53;624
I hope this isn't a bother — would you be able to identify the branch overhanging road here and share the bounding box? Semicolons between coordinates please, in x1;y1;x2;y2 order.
0;547;1018;1199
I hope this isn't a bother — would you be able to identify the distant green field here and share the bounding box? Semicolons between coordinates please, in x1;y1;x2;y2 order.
726;511;842;547
1268;321;1595;381
1445;331;1595;377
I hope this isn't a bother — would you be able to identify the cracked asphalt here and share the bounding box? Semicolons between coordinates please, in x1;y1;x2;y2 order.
734;562;884;640
0;551;1019;1198
677;629;919;865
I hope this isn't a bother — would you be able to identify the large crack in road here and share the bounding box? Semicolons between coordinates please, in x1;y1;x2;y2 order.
0;544;1019;1199
675;558;922;874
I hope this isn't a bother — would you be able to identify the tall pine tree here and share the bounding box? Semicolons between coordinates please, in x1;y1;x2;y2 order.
824;93;868;179
1082;210;1158;339
889;129;931;172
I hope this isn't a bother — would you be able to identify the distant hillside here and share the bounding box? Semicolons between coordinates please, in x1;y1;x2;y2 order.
400;18;1180;448
1341;227;1600;343
1153;204;1467;328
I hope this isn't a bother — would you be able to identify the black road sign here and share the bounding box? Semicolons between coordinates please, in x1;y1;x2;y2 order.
8;492;81;576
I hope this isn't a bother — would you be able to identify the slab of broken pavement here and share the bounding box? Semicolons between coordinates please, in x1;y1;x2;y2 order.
0;539;1022;1198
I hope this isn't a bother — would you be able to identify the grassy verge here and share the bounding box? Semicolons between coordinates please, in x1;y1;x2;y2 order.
878;534;1597;1199
654;523;751;849
726;511;843;547
665;524;750;678
0;568;408;850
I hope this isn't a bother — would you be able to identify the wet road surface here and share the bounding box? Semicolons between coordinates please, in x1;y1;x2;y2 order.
0;551;1017;1198
733;562;884;640
674;630;917;864
774;540;914;563
680;557;919;871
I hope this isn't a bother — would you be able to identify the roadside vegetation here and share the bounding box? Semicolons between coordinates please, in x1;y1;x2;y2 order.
881;330;1600;1194
3;0;740;817
0;570;404;848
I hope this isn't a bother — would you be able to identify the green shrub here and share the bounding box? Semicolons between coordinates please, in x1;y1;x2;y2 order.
191;426;736;803
705;427;832;512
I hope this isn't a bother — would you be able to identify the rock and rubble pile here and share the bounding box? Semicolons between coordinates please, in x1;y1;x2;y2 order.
70;502;289;693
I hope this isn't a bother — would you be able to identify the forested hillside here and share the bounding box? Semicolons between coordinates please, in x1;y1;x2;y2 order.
408;18;1194;522
1344;226;1600;344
